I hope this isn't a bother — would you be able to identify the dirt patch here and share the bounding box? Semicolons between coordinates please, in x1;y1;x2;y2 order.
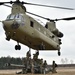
0;68;75;75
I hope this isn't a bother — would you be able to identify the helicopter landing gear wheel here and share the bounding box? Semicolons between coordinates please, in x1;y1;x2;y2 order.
15;42;21;50
58;50;61;56
15;45;21;50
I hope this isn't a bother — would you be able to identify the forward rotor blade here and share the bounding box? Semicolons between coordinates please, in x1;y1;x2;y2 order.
55;17;75;21
27;11;56;22
27;12;75;22
23;2;74;10
27;11;49;20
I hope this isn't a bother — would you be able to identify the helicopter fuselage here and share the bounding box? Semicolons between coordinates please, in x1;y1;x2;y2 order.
2;13;60;51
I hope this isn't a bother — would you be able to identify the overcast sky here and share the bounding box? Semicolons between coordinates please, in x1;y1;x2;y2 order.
0;0;75;64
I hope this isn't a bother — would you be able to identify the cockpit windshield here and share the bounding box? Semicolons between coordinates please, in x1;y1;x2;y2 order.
6;14;23;20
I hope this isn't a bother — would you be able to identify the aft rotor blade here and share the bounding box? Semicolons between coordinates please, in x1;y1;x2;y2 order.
0;0;20;5
0;2;13;5
3;4;12;8
55;17;75;21
23;2;74;10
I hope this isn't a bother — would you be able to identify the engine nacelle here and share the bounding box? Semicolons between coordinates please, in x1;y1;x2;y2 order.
45;22;64;38
45;21;56;32
52;29;64;38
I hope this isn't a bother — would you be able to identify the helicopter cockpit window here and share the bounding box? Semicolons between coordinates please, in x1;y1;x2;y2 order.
10;15;15;19
6;14;15;20
15;14;20;19
6;14;24;20
6;15;13;20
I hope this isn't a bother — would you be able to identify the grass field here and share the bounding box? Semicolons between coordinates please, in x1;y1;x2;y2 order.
0;67;75;75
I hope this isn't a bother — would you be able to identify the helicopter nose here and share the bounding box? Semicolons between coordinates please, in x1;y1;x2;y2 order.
11;21;20;29
2;20;20;30
2;20;13;30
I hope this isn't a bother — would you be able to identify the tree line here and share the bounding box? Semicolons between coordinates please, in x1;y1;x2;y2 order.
0;56;24;69
0;56;74;69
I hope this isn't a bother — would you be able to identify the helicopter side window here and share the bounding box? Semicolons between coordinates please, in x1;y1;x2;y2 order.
45;24;48;29
30;21;34;27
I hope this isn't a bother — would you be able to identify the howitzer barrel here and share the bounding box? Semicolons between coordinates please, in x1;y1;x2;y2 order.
6;63;24;68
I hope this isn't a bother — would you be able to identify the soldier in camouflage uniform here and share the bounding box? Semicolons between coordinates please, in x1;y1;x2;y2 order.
52;61;57;73
24;50;31;73
33;50;39;61
32;50;40;73
26;49;31;59
40;58;43;74
42;60;47;74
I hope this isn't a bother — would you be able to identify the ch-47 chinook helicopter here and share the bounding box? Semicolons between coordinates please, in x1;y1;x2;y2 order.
0;0;75;56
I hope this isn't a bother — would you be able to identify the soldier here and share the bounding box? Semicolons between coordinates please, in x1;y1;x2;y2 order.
31;59;34;74
52;61;57;73
42;60;47;74
33;50;39;60
40;58;43;74
26;49;31;59
25;50;31;73
32;50;39;73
